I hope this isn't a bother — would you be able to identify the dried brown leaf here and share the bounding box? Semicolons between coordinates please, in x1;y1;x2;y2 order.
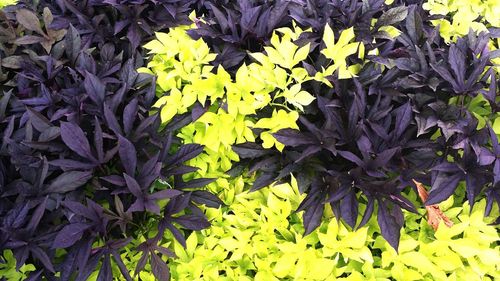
413;179;453;231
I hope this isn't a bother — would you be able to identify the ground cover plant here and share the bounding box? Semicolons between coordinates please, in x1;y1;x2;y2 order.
1;0;500;280
166;180;499;281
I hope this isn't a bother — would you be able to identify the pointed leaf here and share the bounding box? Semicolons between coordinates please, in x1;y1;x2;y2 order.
52;223;90;248
60;122;96;162
118;135;137;176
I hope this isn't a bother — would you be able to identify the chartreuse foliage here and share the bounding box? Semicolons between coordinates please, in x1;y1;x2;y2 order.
423;0;500;73
0;0;15;8
162;178;500;281
423;0;500;42
141;23;362;187
0;250;35;281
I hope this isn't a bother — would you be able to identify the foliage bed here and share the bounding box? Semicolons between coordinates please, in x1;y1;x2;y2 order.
0;0;499;280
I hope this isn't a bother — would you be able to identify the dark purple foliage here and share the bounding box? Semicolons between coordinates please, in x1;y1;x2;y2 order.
0;2;222;280
233;3;500;251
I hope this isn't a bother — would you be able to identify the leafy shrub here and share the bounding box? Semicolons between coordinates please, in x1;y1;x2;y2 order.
165;178;499;281
0;2;220;280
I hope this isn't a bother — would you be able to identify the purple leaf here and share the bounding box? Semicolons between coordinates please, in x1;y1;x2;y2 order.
273;129;316;147
173;214;210;230
127;24;141;50
123;98;138;135
176;178;216;189
123;173;142;198
60;122;97;162
338;150;364;166
340;191;358;229
112;251;133;281
149;189;182;200
165;194;191;215
103;102;123;136
101;175;126;186
45;171;92;194
302;199;324;235
62;201;96;221
75;252;101;281
151;253;170;281
118;135;137;176
389;194;418;213
448;44;465;87
50;159;96;170
134;251;149;277
96;254;112;281
31;246;55;273
357;196;374;229
377;200;403;252
26;107;52;132
52;223;90;248
426;173;462;205
94;117;104;163
165;144;204;166
166;223;186;248
26;197;47;233
191;190;224;208
395;102;412;138
84;71;106;105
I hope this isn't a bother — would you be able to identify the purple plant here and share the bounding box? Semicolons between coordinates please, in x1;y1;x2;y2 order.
0;2;221;280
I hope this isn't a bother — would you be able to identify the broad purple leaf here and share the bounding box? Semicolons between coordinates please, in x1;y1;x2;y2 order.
173;214;210;230
118;135;137;176
123;173;142;198
94;116;104;162
426;173;462;205
151;253;170;281
26;197;47;233
357;197;374;229
26;107;51;132
103;102;123;136
96;254;112;281
60;122;97;162
149;189;182;200
191;190;224;208
52;223;90;248
31;246;55;273
340;190;358;229
123;98;138;135
377;200;403;251
395;102;412;138
303;200;324;235
448;44;466;86
45;171;92;194
165;144;204;166
49;159;96;170
84;71;106;105
273;129;316;147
